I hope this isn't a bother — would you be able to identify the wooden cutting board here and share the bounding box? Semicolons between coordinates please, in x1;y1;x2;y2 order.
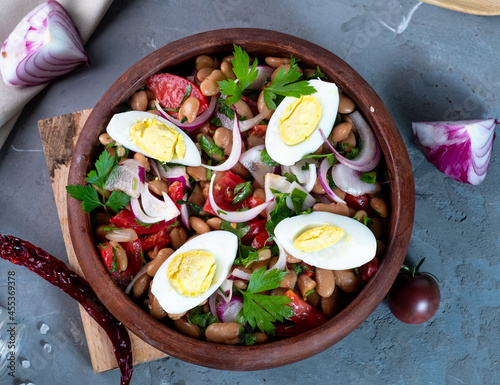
38;109;167;374
421;0;500;15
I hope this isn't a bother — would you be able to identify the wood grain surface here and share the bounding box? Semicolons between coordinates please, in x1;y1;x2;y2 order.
421;0;500;15
38;109;167;374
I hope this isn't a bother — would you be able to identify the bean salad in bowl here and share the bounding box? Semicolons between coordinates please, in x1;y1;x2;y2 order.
67;29;414;370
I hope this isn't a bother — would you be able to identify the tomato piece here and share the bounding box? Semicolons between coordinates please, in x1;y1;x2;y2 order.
140;227;171;251
344;193;370;211
98;242;114;271
168;181;183;209
241;218;266;245
147;73;209;117
109;210;168;235
358;257;379;284
251;230;271;249
275;290;327;336
252;124;268;136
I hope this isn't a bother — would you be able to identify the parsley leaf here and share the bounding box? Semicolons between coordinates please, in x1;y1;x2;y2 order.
176;199;203;214
305;66;327;80
218;44;258;106
283;172;299;184
290;188;307;214
265;190;294;237
263;57;316;110
260;147;279;167
65;184;102;213
110;245;118;273
239;267;293;334
234;246;259;267
233;181;253;205
199;135;224;159
221;220;250;241
301;152;337;165
360;171;377;184
66;150;130;214
187;306;219;333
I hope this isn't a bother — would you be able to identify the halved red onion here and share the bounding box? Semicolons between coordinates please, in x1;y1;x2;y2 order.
216;295;243;323
124;263;151;295
180;193;191;230
154;95;217;131
412;119;497;185
239;145;274;188
318;157;345;203
156;162;191;189
203;110;242;171
331;163;380;196
220;278;234;303
247;65;273;90
208;173;274;223
104;159;145;198
320;111;381;172
1;1;89;87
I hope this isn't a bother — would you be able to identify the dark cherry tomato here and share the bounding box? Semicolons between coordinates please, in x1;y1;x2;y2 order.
241;218;266;245
344;193;370;211
147;73;209;117
168;181;184;209
98;239;144;289
252;124;268;136
250;230;271;249
139;227;171;251
387;259;440;324
110;210;169;235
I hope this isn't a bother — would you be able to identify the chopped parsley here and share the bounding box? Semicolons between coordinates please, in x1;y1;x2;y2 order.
233;181;253;205
199;135;224;160
290;188;308;214
283;172;299;183
360;171;377;184
305;66;327;80
187;306;219;334
260;147;279;167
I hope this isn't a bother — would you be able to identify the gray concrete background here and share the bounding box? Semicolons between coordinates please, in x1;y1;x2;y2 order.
1;0;499;384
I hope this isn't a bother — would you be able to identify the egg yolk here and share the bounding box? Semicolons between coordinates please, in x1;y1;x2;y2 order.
279;95;322;145
129;118;186;162
167;250;216;297
293;225;344;252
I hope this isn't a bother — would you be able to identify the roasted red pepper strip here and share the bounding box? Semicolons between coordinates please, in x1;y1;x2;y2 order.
275;290;327;336
0;234;133;385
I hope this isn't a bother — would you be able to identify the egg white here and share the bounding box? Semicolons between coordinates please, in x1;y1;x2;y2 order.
151;231;238;314
274;211;376;270
265;79;339;166
106;111;202;166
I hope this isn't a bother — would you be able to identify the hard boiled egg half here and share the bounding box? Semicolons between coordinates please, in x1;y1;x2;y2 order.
106;111;202;166
151;231;238;314
274;211;376;270
265;79;339;166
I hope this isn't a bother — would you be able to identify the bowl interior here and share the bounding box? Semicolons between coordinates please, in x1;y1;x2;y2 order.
67;28;415;370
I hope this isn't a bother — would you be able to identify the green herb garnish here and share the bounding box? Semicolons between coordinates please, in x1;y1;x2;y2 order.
360;171;377;184
199;135;224;159
233;181;253;205
260;147;279;167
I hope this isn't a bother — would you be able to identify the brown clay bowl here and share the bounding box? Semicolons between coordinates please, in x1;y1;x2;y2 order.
67;28;414;370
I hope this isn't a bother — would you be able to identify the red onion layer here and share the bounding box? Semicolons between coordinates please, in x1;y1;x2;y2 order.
154;95;217;131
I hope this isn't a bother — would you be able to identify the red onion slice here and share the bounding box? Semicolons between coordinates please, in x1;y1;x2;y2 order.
156;162;191;189
412;119;497;185
154;95;217;131
130;197;163;224
216;295;243;323
247;65;273;90
1;1;89;87
271;238;287;271
180;193;191;230
229;268;252;281
208;173;274;223
124;263;151;295
239;145;274;188
285;182;316;212
318;158;345;203
282;159;317;192
331;163;380;196
208;290;219;318
104;159;145;198
203;109;242;171
320;111;381;172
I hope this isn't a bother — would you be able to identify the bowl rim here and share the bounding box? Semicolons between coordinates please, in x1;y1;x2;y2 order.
67;28;415;371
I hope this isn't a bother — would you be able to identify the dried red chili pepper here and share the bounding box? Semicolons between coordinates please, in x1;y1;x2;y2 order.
0;234;133;385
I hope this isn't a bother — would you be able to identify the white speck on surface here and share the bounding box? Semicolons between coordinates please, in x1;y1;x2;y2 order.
43;343;52;353
40;323;49;334
21;359;31;368
378;2;423;34
370;106;375;112
27;383;35;385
